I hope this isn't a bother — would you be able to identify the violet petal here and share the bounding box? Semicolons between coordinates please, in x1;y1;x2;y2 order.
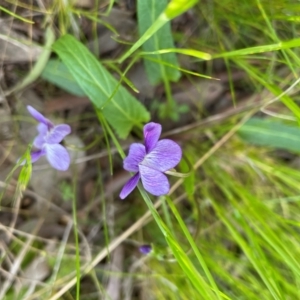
46;124;71;144
139;165;169;196
33;133;46;149
30;149;46;163
143;122;162;153
141;139;182;172
37;123;48;134
139;245;152;254
119;172;140;199
27;106;53;128
45;144;70;171
123;143;146;172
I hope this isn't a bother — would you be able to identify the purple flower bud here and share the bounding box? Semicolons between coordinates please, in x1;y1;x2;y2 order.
26;106;71;171
120;122;182;199
139;245;152;255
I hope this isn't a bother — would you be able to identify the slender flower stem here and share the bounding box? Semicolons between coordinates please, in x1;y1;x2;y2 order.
71;174;80;300
96;110;113;174
97;110;126;159
163;76;174;116
161;197;175;236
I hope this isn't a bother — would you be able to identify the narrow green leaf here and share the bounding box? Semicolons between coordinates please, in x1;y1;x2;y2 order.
141;48;211;60
166;196;223;300
210;198;283;300
0;5;34;23
138;0;180;84
213;38;300;59
41;59;86;97
165;0;198;19
52;34;150;138
118;0;198;63
180;158;195;201
238;117;300;153
141;55;215;78
138;186;217;299
7;26;55;95
236;60;300;123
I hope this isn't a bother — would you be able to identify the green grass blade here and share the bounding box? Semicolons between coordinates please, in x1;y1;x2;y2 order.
6;26;55;95
0;5;34;23
165;0;198;19
207;172;283;299
137;0;180;84
166;196;224;300
236;60;300;123
140;48;211;60
140;55;215;78
52;34;150;138
118;0;198;63
213;38;300;59
139;187;218;299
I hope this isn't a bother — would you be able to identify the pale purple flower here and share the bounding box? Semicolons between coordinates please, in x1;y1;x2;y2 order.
120;122;182;199
26;105;71;171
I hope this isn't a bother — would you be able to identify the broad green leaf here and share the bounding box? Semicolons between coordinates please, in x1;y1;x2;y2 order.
119;0;198;63
52;35;150;138
41;59;85;97
238;117;300;153
138;0;180;84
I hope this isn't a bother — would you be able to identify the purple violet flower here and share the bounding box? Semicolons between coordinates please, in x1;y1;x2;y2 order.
139;244;152;255
120;122;182;199
26;105;71;171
